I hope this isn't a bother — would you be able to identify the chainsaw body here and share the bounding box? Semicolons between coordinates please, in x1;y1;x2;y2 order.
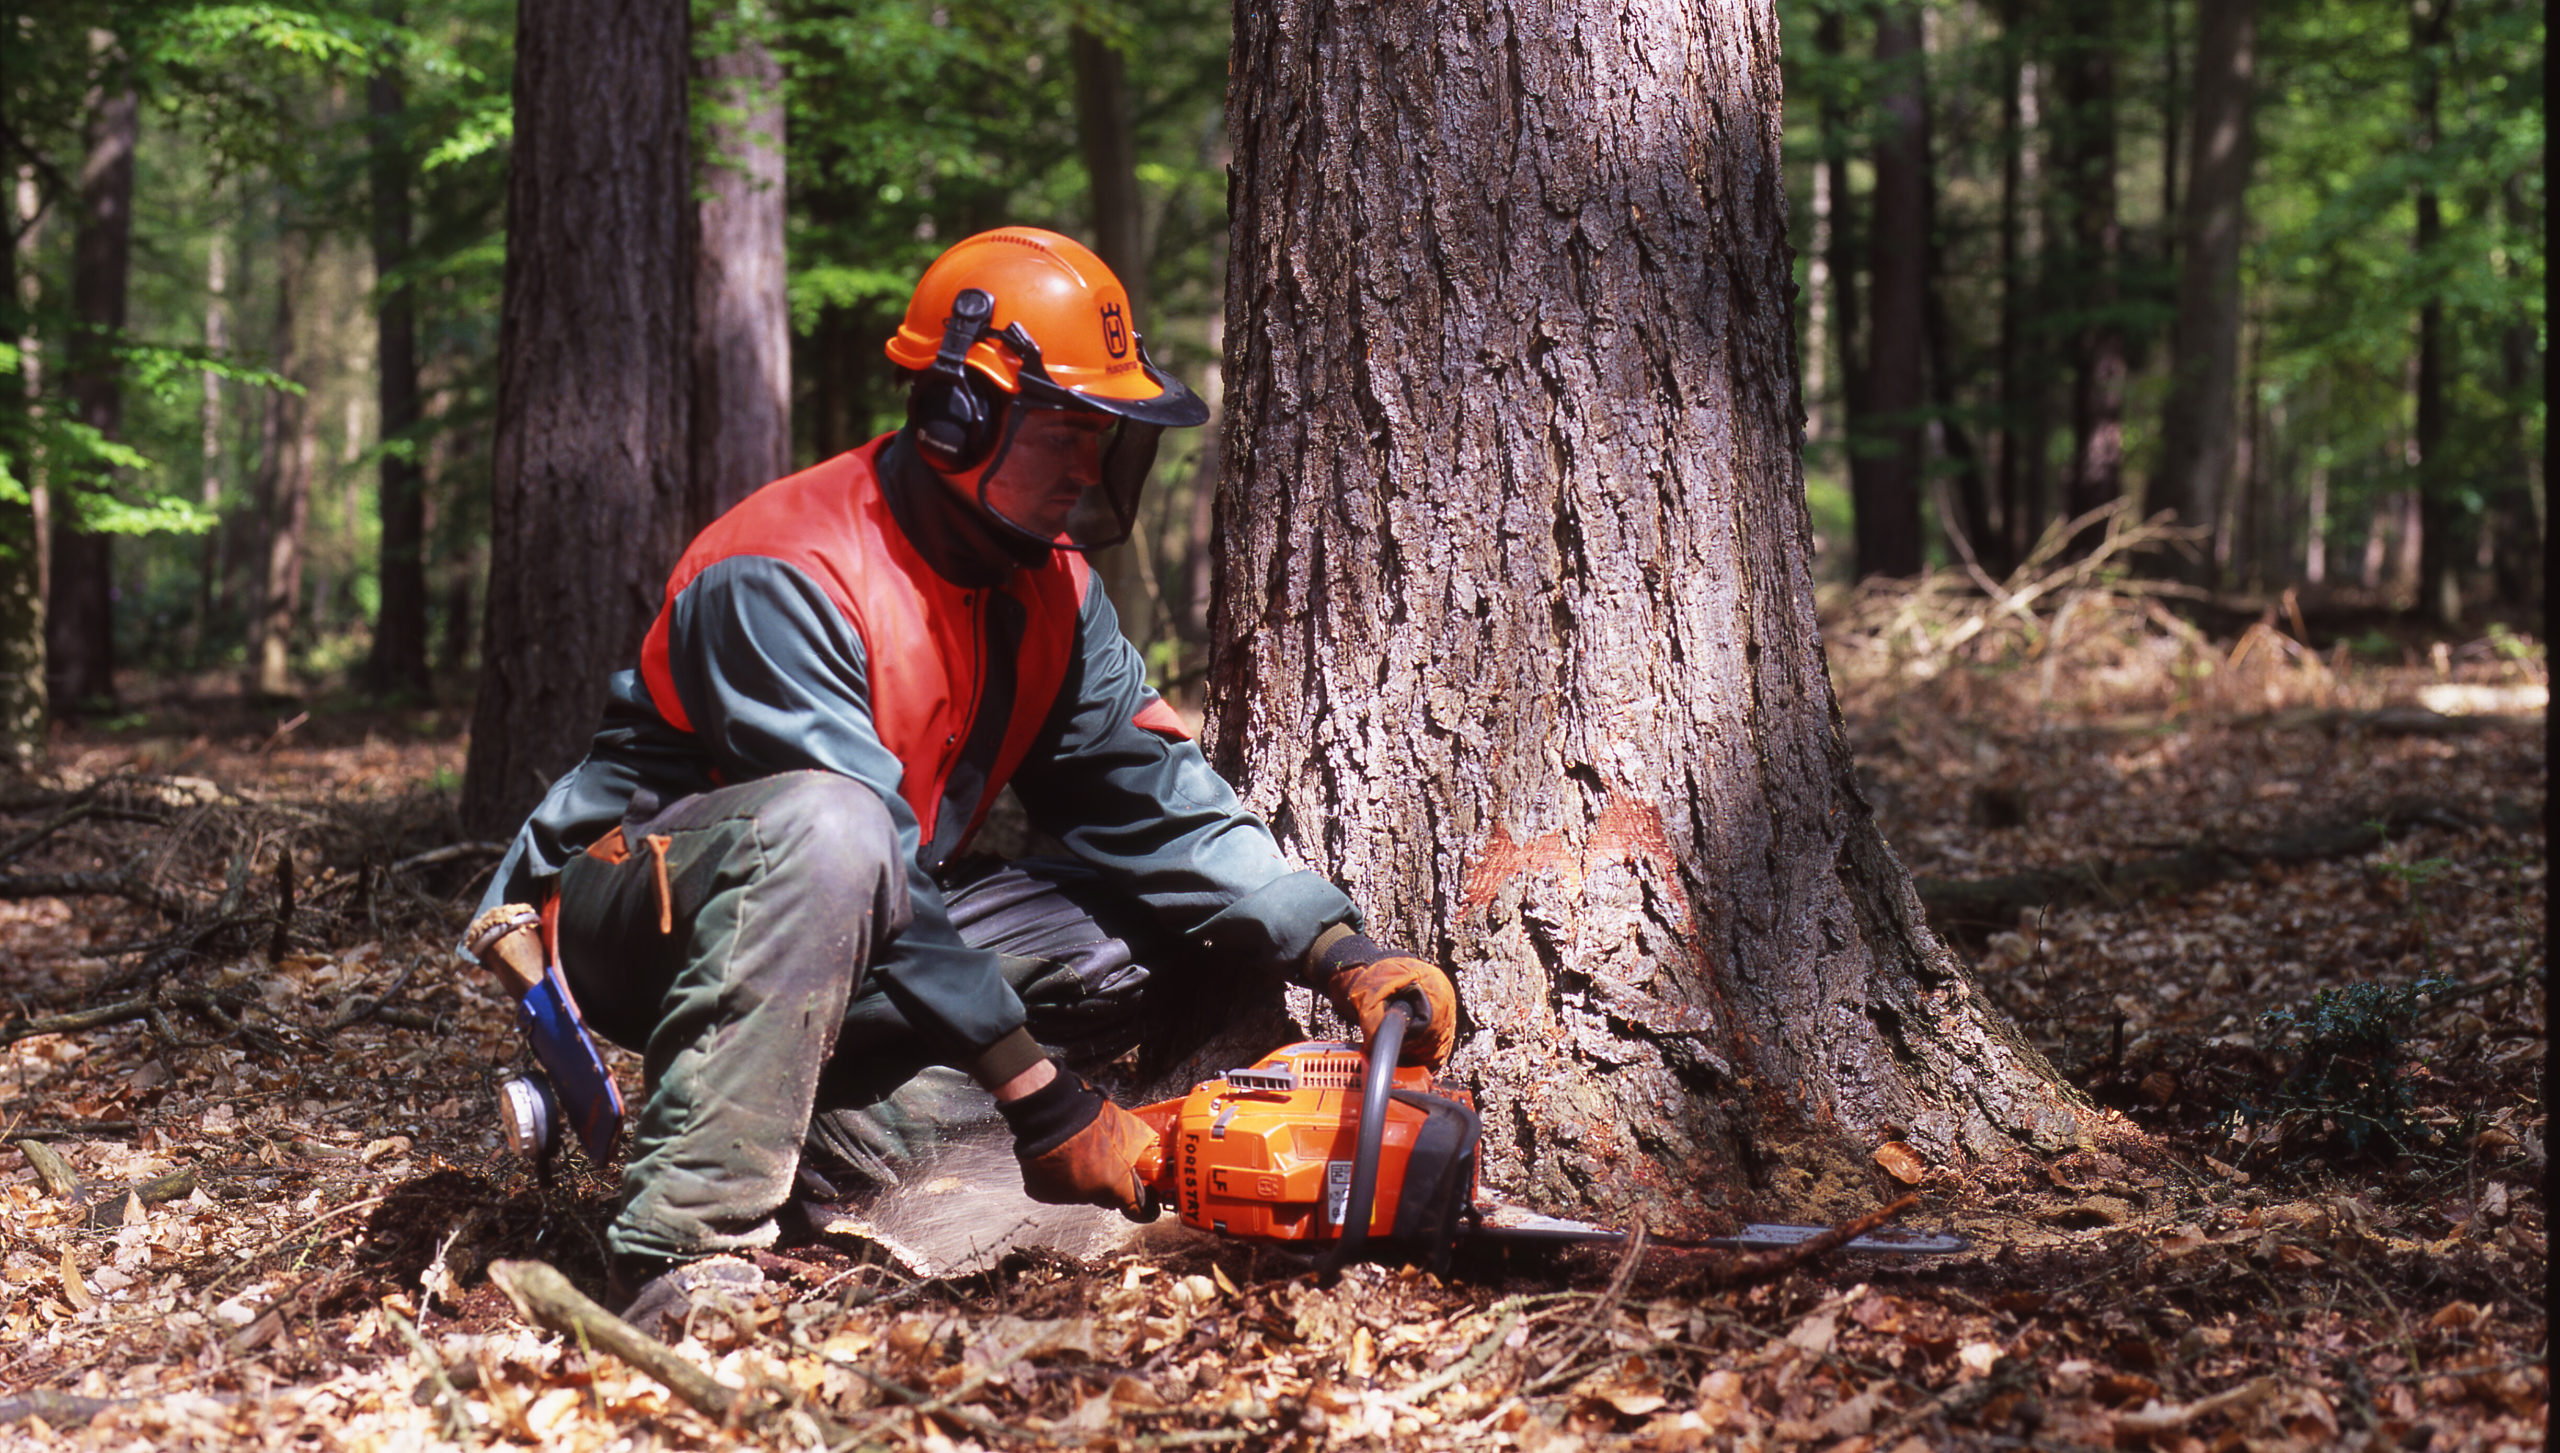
1132;1038;1481;1251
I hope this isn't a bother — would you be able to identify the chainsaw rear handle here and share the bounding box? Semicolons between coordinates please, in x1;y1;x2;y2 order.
1325;990;1423;1271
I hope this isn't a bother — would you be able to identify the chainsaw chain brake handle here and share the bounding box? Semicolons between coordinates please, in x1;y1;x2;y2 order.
1322;990;1422;1272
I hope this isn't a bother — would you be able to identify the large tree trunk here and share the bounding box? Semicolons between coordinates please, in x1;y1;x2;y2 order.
1856;4;1928;578
689;6;789;530
0;155;45;767
2408;0;2459;627
2153;0;2253;580
2057;0;2124;527
1071;25;1158;646
463;0;693;838
246;237;311;701
366;59;432;696
49;72;136;715
1217;0;2088;1227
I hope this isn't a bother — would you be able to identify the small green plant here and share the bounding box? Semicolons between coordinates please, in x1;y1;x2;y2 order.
2252;976;2451;1155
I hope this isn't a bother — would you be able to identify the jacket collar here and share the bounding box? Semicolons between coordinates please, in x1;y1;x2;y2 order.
878;430;1054;587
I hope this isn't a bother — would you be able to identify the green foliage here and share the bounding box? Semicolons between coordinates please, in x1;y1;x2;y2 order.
2253;976;2452;1156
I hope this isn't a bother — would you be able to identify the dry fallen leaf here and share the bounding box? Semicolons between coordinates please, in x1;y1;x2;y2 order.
1872;1141;1927;1184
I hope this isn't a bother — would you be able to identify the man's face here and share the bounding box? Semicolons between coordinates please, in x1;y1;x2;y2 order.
971;408;1111;540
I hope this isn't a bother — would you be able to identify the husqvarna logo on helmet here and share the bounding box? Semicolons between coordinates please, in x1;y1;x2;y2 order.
1099;302;1130;359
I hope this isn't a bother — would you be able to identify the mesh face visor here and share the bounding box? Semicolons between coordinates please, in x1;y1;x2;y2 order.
974;324;1206;553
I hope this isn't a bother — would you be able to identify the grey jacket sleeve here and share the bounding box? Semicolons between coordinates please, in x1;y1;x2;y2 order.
1010;583;1360;982
656;556;1029;1058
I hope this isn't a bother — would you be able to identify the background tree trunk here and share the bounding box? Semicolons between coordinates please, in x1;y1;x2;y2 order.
196;230;228;658
1072;24;1158;647
1994;0;2038;566
2057;0;2124;526
365;58;431;696
246;237;310;701
2407;0;2457;627
2153;0;2253;580
1857;4;1927;578
690;4;789;531
463;0;694;837
1217;0;2088;1227
1815;7;1871;538
49;72;136;715
0;147;44;766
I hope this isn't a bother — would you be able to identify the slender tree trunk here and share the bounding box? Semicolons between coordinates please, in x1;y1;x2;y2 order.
2057;0;2124;528
463;0;694;838
49;69;136;715
366;58;432;695
2158;0;2178;268
1072;24;1157;645
1218;0;2089;1226
197;230;228;655
1816;11;1870;538
1857;4;1928;578
2153;0;2253;581
2409;0;2459;626
690;4;789;530
1995;0;2034;567
0;152;45;766
2489;178;2541;609
246;237;311;701
2303;457;2327;585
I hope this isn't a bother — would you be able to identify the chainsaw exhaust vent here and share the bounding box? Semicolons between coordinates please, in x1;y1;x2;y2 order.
1282;1053;1365;1090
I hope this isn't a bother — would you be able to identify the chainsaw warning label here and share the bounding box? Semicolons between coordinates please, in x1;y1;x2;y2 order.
1323;1161;1353;1226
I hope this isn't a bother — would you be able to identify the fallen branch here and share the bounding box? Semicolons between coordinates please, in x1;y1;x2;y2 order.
0;868;203;920
1917;795;2534;938
487;1259;849;1444
389;841;507;876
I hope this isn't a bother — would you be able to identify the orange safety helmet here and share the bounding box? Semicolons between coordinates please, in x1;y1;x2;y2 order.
886;227;1206;550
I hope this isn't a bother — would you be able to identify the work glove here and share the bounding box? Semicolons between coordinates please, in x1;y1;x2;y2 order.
1318;934;1458;1069
996;1063;1157;1216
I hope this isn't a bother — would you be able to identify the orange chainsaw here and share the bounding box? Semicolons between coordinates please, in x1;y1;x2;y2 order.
1127;997;1967;1268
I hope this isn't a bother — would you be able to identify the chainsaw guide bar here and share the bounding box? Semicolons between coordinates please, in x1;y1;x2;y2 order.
1467;1205;1970;1256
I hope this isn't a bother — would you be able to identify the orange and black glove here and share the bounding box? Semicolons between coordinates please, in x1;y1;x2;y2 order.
1317;933;1458;1069
997;1064;1157;1215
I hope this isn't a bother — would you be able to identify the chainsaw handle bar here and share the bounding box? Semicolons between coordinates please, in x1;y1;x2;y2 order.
1325;991;1419;1271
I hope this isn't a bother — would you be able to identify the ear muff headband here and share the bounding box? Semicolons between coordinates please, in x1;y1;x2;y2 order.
910;288;1004;472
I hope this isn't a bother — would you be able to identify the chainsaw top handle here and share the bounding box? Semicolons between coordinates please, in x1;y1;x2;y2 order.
1322;989;1423;1272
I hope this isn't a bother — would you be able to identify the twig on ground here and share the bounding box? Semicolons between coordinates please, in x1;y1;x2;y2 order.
1524;1218;1648;1394
1689;1194;1923;1288
387;1306;479;1445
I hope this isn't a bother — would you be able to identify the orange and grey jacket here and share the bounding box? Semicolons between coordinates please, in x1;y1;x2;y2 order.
480;431;1358;1065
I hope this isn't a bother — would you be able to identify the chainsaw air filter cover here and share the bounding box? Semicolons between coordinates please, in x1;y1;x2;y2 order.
1134;1040;1482;1247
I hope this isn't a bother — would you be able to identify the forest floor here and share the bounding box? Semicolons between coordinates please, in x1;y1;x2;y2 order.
0;579;2545;1452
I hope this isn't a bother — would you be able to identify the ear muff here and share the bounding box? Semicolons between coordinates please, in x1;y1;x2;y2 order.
909;287;1005;472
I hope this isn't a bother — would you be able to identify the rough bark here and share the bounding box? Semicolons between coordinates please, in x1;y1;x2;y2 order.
690;7;789;530
1072;24;1157;647
48;76;135;715
2408;0;2458;627
2153;0;2253;581
0;156;44;766
246;238;310;701
1216;0;2088;1227
1857;4;1928;578
366;59;431;696
2057;0;2124;528
463;0;693;838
